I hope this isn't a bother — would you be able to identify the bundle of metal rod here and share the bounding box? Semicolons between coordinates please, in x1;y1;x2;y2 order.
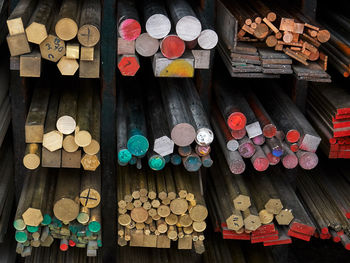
117;165;208;252
116;0;217;77
216;0;331;81
6;0;101;78
204;231;281;262
296;165;350;250
208;169;280;244
14;168;102;257
207;146;325;246
0;56;10;147
269;166;316;241
212;78;318;171
24;243;102;262
24;80;100;170
207;151;274;240
118;77;213;172
316;9;350;77
0;138;15;243
118;242;204;261
256;80;320;159
0;0;8;45
307;82;350;159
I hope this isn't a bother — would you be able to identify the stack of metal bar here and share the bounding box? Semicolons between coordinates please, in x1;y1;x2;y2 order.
117;76;214;172
7;0;101;78
307;82;350;158
207;147;316;246
14;167;102;257
218;43;293;78
117;0;218;77
0;0;8;45
204;237;279;263
216;0;331;81
0;138;15;244
24;242;102;262
296;163;350;250
117;165;208;253
212;78;320;174
117;235;278;262
0;53;10;146
24;79;100;170
318;6;350;78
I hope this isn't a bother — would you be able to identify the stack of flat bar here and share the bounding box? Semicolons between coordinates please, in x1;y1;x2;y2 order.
24;79;100;170
117;76;214;172
7;0;101;78
218;41;281;78
117;0;218;77
14;168;102;257
259;48;293;74
307;82;350;158
117;165;208;253
293;63;331;82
